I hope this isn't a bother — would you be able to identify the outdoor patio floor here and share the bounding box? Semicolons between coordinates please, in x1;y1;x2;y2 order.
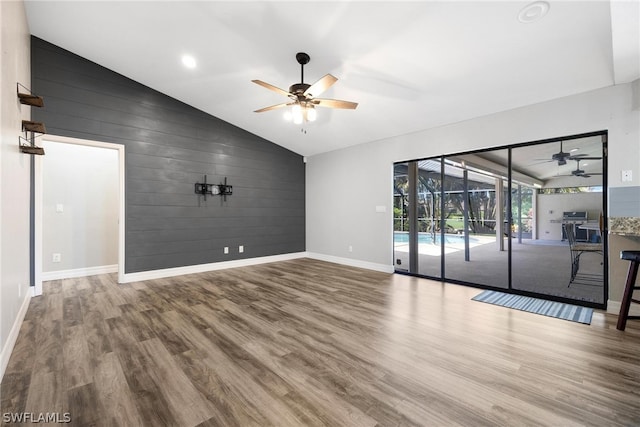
394;236;604;304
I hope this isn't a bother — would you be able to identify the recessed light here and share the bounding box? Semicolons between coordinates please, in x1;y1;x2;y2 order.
518;1;550;23
181;55;197;69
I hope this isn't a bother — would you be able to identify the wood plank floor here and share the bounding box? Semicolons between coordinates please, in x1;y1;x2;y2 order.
1;258;639;426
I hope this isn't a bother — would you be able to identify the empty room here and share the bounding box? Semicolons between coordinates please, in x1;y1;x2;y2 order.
1;1;639;426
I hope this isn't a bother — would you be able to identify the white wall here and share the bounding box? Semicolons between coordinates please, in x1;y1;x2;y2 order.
307;82;640;299
42;141;118;274
0;0;32;379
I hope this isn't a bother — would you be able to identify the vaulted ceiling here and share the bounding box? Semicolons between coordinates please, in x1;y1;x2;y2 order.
24;1;639;159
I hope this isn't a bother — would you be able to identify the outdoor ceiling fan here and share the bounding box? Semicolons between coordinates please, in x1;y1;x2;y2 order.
252;52;358;124
550;140;572;165
564;158;603;178
534;141;601;167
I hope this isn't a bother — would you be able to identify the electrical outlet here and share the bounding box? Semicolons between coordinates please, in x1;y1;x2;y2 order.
348;245;353;252
52;253;61;263
224;247;229;254
239;245;244;253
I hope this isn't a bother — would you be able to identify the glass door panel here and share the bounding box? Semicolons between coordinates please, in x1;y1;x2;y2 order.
510;137;605;304
416;159;443;278
393;162;410;273
443;151;509;288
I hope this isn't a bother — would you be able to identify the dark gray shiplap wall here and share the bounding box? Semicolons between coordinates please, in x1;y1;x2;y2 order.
31;37;305;273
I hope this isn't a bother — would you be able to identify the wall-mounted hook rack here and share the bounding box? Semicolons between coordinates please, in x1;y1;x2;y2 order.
195;175;233;201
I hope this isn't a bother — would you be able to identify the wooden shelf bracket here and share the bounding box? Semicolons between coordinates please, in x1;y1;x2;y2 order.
17;83;46;155
17;83;44;107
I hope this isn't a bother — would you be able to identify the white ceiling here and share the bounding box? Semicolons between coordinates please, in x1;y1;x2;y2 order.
24;1;639;158
477;134;604;185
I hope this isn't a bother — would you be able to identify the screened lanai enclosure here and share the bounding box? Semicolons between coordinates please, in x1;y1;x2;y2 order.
393;133;607;308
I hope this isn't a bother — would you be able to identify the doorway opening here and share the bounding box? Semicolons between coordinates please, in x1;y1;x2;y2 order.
34;135;125;295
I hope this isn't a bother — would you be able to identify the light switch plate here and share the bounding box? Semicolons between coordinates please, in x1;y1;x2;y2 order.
621;170;632;182
56;203;64;213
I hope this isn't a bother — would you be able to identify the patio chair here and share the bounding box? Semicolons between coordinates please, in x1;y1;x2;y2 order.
563;223;603;286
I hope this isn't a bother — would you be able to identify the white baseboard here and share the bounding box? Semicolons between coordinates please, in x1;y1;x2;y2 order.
0;290;31;382
41;264;118;281
606;299;640;316
119;252;307;283
306;252;394;274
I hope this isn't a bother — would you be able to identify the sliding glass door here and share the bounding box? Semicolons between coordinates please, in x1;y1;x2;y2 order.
394;160;444;278
393;132;607;308
510;137;606;304
394;162;411;273
443;152;509;288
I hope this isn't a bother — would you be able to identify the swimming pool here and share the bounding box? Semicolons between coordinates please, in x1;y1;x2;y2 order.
394;232;479;245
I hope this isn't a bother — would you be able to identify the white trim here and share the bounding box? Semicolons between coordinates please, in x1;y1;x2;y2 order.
120;252;307;283
41;264;118;281
35;135;125;293
34;154;43;296
0;290;31;382
306;252;394;273
606;299;640;316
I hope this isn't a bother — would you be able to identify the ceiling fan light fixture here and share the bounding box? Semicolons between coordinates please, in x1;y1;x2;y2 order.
253;52;357;124
306;106;317;122
292;104;303;124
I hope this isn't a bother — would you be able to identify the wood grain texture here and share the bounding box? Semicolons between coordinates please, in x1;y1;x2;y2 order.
2;259;639;426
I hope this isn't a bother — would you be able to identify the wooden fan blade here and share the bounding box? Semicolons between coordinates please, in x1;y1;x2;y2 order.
313;98;358;109
303;74;337;97
254;102;293;113
252;80;292;98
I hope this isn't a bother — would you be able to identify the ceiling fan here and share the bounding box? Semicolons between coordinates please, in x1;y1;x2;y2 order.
550;140;572;165
565;158;603;178
252;52;358;124
533;141;601;166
